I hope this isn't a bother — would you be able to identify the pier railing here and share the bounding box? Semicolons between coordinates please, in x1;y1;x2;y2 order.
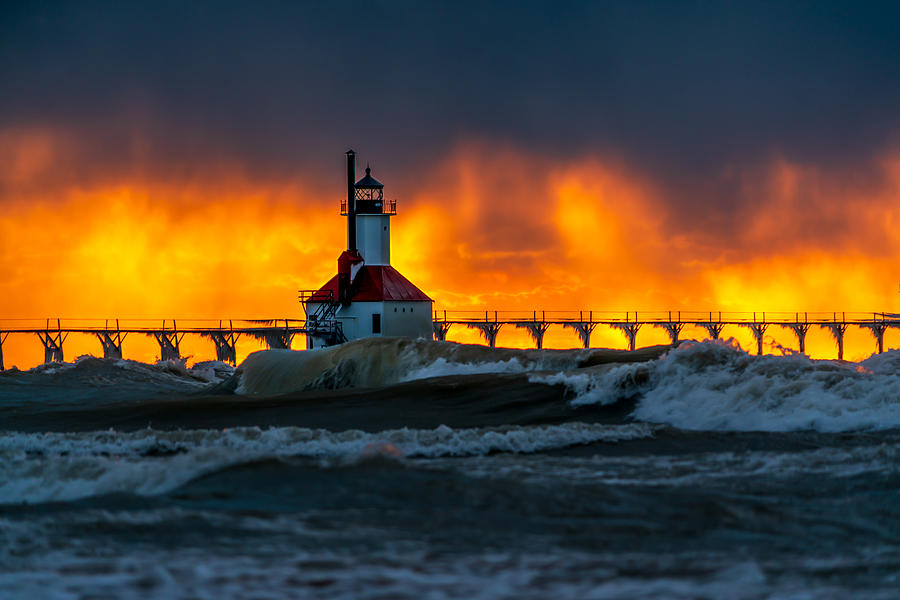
0;318;310;370
431;310;900;357
432;310;896;324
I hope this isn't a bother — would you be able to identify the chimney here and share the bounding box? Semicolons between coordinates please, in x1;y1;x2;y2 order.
346;149;357;252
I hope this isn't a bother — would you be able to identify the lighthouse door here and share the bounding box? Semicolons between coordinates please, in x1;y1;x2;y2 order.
372;313;381;334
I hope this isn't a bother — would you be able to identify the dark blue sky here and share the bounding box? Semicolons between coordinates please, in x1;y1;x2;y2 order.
4;1;900;202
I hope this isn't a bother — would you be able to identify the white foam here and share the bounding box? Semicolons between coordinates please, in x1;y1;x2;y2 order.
188;360;236;383
859;349;900;376
538;340;900;433
529;361;650;407
0;423;653;504
233;338;598;395
24;361;77;375
399;357;530;381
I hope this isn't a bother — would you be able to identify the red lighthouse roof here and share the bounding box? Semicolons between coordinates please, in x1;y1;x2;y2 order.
315;265;431;302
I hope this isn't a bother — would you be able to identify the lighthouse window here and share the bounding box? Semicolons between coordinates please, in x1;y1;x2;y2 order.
372;313;381;334
394;307;397;312
383;226;387;231
402;308;406;312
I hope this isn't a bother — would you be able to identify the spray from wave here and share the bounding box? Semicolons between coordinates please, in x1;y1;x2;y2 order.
534;339;900;433
6;337;899;434
232;337;666;395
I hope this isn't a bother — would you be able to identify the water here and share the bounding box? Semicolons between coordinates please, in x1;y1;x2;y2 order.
1;338;898;599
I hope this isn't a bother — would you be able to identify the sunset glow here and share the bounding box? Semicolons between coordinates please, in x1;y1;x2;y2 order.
2;129;899;367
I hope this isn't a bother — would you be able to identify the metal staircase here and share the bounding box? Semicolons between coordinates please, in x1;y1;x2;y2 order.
298;290;347;346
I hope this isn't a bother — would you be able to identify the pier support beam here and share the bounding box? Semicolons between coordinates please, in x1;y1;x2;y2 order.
261;319;295;349
860;322;888;354
740;323;769;356
37;330;66;363
265;330;294;349
654;322;685;345
563;322;597;349
516;321;551;350
468;322;503;348
611;323;642;351
153;321;186;362
209;332;239;364
0;331;7;371
96;331;127;360
699;322;725;341
822;323;849;360
153;331;185;362
432;321;452;342
783;323;811;354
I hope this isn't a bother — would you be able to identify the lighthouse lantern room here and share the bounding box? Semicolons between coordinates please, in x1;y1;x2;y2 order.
351;164;393;265
302;150;433;348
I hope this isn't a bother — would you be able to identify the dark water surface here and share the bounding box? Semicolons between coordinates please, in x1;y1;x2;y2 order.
2;339;899;599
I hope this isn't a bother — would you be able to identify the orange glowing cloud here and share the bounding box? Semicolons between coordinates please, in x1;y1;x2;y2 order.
1;129;899;367
393;144;900;356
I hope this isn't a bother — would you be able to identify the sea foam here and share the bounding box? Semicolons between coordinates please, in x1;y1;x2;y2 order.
0;423;653;504
536;340;900;433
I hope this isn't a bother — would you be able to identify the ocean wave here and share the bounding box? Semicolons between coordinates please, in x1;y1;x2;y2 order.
442;440;900;488
535;340;900;433
3;355;230;387
233;337;665;395
0;356;226;406
0;423;653;504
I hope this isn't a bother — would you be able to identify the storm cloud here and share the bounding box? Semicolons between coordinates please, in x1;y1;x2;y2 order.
3;0;900;202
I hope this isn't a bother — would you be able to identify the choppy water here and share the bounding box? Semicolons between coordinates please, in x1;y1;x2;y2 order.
1;338;899;599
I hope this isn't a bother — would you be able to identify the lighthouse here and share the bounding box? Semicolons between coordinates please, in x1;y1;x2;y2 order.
302;150;433;348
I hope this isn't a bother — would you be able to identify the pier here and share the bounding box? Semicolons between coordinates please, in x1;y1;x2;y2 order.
432;310;900;358
0;319;314;370
2;311;899;370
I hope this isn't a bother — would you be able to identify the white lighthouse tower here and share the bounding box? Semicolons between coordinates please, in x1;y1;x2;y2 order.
302;150;433;348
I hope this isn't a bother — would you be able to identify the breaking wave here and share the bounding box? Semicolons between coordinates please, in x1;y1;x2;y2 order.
233;337;665;395
534;340;900;433
7;337;899;434
0;423;653;504
2;355;234;387
0;356;236;406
